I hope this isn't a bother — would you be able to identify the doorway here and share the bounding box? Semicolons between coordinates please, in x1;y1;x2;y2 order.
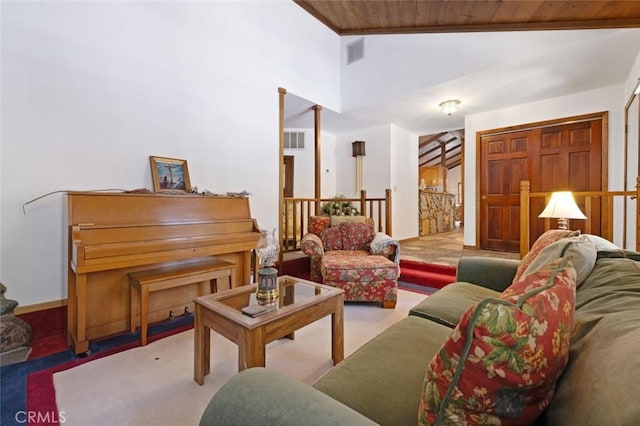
283;155;294;198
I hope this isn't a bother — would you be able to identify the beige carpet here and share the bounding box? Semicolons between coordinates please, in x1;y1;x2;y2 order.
54;289;428;425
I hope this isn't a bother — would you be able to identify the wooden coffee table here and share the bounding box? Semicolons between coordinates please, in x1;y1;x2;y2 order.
193;275;344;385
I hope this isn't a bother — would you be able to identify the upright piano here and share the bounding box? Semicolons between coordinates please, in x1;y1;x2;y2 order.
67;191;261;355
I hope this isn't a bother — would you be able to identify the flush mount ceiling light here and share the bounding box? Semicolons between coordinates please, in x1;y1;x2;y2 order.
439;99;461;115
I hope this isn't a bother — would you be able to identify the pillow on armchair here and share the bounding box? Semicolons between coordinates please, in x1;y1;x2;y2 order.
339;222;375;251
320;222;375;252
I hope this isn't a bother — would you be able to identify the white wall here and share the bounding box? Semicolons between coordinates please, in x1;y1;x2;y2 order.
333;124;419;241
1;1;340;306
464;84;626;247
390;124;419;240
335;125;391;199
284;129;337;198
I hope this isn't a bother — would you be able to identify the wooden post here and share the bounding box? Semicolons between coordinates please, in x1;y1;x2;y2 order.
360;189;367;217
313;105;322;215
385;188;392;237
520;180;530;259
278;88;286;273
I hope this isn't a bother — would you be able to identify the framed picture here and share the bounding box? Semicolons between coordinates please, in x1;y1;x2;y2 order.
149;156;191;193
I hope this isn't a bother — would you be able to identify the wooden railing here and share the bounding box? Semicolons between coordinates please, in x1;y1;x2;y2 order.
281;189;392;252
519;179;640;257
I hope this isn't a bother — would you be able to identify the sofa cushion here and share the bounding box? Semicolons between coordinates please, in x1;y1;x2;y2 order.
513;229;579;283
321;226;343;251
520;234;596;286
313;316;454;426
584;233;619;251
338;222;375;251
409;282;500;327
541;252;640;425
418;257;576;425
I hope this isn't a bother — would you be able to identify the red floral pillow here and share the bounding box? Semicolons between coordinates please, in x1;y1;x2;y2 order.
338;222;375;251
308;216;331;237
514;229;579;283
418;257;576;425
321;226;343;251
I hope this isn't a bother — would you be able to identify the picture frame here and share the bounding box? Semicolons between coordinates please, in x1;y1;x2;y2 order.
149;156;191;193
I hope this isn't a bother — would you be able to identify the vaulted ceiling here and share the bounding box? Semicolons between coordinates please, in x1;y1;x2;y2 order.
295;0;640;35
287;1;640;171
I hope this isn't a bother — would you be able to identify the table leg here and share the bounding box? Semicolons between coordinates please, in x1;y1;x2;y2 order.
238;327;266;372
194;306;210;385
331;295;345;365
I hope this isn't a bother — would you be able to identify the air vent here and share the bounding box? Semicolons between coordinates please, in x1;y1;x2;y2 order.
284;131;305;149
347;38;364;64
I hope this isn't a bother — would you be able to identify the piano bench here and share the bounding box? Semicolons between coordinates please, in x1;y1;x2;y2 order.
128;258;236;346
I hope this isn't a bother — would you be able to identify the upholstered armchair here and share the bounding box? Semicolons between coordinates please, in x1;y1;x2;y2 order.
300;216;399;308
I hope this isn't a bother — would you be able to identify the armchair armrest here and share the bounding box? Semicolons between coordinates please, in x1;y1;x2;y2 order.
456;257;520;292
301;233;324;258
200;368;376;426
370;232;399;263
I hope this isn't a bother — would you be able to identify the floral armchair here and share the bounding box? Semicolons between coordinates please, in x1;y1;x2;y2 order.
301;216;400;283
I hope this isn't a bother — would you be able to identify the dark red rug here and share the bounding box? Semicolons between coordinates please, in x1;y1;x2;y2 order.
399;259;457;289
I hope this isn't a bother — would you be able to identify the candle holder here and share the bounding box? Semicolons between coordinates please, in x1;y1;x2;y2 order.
255;229;280;306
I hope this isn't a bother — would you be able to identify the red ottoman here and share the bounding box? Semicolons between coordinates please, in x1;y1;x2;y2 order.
321;252;399;308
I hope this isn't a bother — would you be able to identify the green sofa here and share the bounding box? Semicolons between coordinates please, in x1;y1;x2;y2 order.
200;248;640;425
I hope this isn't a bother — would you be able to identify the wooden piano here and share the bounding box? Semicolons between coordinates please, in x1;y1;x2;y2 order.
67;191;261;355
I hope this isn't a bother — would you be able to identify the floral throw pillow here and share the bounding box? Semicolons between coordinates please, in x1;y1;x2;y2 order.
418;257;576;426
320;226;343;251
308;216;331;237
513;229;579;283
339;222;375;251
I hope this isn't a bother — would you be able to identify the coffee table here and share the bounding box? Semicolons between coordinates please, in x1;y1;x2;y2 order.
193;275;344;385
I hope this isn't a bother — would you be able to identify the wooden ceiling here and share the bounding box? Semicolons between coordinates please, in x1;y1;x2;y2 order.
419;129;464;170
295;0;640;35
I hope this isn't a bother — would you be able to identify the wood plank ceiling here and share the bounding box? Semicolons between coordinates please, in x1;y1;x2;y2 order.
295;0;640;35
295;0;640;171
419;129;463;169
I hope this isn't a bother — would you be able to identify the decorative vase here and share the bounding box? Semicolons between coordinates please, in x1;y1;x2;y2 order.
255;229;280;306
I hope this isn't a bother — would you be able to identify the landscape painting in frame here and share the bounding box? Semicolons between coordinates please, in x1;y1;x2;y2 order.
150;156;191;193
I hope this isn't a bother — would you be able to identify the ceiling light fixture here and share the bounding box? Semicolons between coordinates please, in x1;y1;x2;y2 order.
439;99;461;115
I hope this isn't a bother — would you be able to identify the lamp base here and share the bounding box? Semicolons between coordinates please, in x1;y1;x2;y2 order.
557;218;568;230
256;266;278;306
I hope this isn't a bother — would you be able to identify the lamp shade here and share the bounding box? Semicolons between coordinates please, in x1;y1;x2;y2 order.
539;191;586;220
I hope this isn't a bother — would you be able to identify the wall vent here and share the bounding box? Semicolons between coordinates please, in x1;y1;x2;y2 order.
347;38;364;64
284;131;305;149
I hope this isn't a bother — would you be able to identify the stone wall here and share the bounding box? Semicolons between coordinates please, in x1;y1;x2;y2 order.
419;190;456;235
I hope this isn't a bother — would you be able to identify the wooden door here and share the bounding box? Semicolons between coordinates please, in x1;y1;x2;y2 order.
530;121;602;239
480;115;605;252
283;155;294;197
480;131;531;251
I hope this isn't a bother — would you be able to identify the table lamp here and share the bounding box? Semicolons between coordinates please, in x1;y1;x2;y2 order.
538;191;586;230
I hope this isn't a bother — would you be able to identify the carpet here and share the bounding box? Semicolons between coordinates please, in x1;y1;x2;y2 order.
399;259;457;289
0;314;194;426
2;289;427;426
